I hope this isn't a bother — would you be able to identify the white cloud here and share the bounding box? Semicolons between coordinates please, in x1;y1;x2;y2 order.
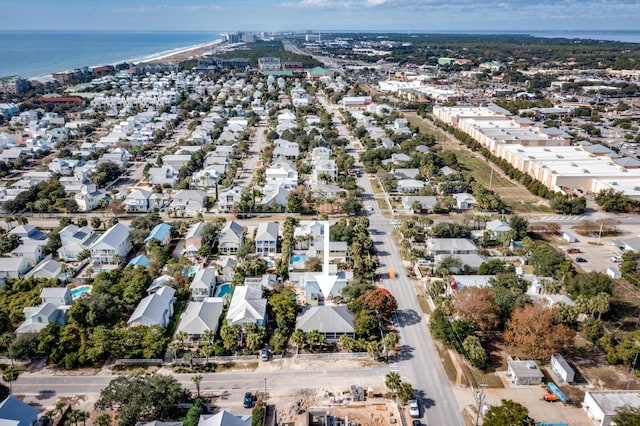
365;0;388;6
118;4;221;14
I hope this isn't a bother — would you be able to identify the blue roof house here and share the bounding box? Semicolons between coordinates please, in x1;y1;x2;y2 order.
0;396;38;426
128;255;150;269
144;223;172;247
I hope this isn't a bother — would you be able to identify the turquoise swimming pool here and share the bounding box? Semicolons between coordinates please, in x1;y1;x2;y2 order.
214;283;232;297
291;254;307;263
71;285;92;300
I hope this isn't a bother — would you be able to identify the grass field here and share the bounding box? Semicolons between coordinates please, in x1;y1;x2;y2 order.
406;114;553;213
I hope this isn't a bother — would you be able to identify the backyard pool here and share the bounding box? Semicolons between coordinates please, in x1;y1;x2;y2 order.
214;283;232;297
290;254;307;263
71;285;92;300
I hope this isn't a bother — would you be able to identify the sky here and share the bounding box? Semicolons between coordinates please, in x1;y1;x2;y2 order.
1;0;639;32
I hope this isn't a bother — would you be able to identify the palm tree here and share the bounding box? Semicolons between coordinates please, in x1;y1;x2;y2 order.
176;331;189;348
168;341;181;362
192;374;203;397
66;409;80;426
291;330;306;355
2;367;19;395
55;401;66;418
0;333;13;362
76;411;89;426
385;371;401;395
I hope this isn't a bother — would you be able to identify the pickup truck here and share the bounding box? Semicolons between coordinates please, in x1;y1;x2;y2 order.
388;268;396;279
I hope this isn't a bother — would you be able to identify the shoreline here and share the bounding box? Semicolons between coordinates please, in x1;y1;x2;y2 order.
31;37;225;80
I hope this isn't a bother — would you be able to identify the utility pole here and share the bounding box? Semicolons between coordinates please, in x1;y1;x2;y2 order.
475;383;488;426
264;378;268;406
627;351;639;390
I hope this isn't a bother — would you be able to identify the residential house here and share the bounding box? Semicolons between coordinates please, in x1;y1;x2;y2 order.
393;168;420;180
197;409;252;426
225;286;267;327
266;160;298;182
15;287;72;335
172;189;207;217
149;165;179;187
8;225;46;241
396;179;425;193
128;255;150;268
273;139;299;160
255;221;279;256
313;159;337;182
10;241;45;268
176;297;225;342
244;274;277;292
125;189;152;212
453;192;476;210
427;238;478;256
296;305;355;342
0;396;39;426
311;147;332;161
216;257;237;282
583;391;640;426
184;222;205;261
28;259;62;279
218;186;242;212
90;223;132;265
0;258;31;280
41;287;72;306
127;285;175;328
293;220;325;249
162;154;191;170
216;221;244;255
447;275;495;296
74;184;107;212
401;196;438;213
57;224;98;261
485;219;512;240
145;223;172;246
191;167;221;190
190;268;217;301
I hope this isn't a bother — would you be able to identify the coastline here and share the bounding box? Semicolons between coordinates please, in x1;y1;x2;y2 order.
30;38;224;80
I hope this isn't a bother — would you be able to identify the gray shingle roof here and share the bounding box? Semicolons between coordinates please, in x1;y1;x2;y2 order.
296;306;354;334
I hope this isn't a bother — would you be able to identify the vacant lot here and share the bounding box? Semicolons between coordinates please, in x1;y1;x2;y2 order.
405;113;552;213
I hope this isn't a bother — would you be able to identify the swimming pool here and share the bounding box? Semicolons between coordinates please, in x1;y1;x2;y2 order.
71;285;92;300
214;283;232;297
291;254;308;263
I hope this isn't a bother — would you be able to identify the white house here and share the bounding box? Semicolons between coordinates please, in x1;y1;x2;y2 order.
583;391;640;426
89;223;132;265
255;221;279;256
127;285;175;328
190;268;217;301
149;165;179;187
216;221;244;255
550;353;575;383
225;286;267;327
58;224;98;261
176;297;225;342
172;189;207;217
453;192;477;210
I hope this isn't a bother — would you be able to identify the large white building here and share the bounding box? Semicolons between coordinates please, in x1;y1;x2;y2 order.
434;105;640;199
583;390;640;426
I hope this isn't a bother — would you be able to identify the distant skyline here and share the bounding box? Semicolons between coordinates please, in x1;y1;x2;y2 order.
2;0;639;32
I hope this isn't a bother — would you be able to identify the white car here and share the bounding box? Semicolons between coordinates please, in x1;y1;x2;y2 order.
409;399;420;417
611;256;623;263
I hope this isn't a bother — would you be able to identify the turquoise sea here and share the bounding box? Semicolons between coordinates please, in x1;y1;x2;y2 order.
0;30;222;79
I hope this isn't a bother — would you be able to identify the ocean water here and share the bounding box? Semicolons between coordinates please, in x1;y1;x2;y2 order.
0;30;222;79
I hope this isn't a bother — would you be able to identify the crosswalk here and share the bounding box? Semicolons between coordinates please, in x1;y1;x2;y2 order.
538;215;585;222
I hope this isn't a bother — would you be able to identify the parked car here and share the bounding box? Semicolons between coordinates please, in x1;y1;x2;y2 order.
412;421;422;426
243;392;255;408
611;256;623;263
261;348;270;361
409;399;420;417
566;248;581;254
576;257;587;263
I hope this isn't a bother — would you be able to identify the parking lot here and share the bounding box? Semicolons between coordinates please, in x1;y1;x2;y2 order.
559;220;639;274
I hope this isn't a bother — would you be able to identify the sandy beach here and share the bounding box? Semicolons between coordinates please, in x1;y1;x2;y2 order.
140;39;225;65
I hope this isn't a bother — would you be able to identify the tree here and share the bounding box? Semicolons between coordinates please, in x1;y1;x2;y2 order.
291;330;306;355
94;414;111;426
613;405;640;426
509;216;528;240
504;304;575;360
95;374;189;426
2;367;19;394
220;324;241;352
356;288;398;321
529;245;565;276
451;287;500;332
191;374;203;397
483;399;535;426
385;371;401;395
567;272;613;298
462;335;486;368
397;382;414;404
91;217;103;230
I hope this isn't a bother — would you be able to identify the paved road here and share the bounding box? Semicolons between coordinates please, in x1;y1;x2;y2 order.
318;93;464;425
13;365;384;397
234;119;267;188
